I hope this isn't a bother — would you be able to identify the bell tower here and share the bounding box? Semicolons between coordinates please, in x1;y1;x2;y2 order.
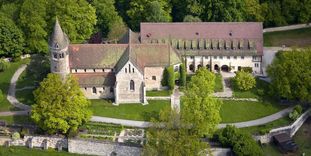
49;18;70;79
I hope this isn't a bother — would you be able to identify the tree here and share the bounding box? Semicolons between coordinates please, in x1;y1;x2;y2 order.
182;68;222;136
126;0;171;30
183;15;202;22
234;71;256;91
0;89;3;102
167;66;175;90
143;107;208;155
19;0;48;53
0;2;21;21
0;14;24;57
91;0;127;40
31;74;92;135
0;59;10;72
47;0;97;42
179;64;186;86
267;49;311;102
144;1;171;23
218;125;263;156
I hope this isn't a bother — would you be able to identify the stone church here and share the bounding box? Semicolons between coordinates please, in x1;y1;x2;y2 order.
49;20;263;104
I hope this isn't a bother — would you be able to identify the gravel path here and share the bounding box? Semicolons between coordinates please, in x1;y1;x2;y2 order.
0;111;29;117
6;65;31;110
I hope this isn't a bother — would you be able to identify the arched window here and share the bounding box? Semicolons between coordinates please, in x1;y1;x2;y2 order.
130;80;135;91
92;87;97;94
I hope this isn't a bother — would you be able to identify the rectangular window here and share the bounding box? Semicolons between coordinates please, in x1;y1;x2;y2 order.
152;76;156;80
219;56;223;59
75;69;77;73
93;69;96;72
205;56;209;59
125;68;127;73
110;87;114;93
227;56;230;59
241;56;244;59
255;63;259;67
234;56;237;59
190;56;194;59
214;56;217;59
132;68;134;73
129;64;131;73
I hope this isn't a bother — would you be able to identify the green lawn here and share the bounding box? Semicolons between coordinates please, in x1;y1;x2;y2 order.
232;78;270;99
16;89;35;106
220;100;286;123
91;100;170;121
264;27;311;47
240;117;291;135
214;73;223;92
0;59;29;111
0;146;80;156
146;90;171;96
0;115;33;125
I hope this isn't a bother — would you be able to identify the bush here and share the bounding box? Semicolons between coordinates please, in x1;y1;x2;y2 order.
20;128;29;138
218;125;263;156
234;71;256;91
0;59;10;72
179;64;186;86
161;68;168;86
240;67;253;73
167;66;175;90
257;89;264;96
12;132;20;140
289;105;303;121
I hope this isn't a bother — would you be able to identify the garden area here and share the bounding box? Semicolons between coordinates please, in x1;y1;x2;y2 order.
231;77;270;99
220;100;287;123
214;73;223;92
0;59;29;111
91;100;170;121
264;27;311;47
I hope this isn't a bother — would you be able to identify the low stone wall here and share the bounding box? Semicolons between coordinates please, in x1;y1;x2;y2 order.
8;135;67;150
68;139;142;156
254;109;311;143
263;23;311;33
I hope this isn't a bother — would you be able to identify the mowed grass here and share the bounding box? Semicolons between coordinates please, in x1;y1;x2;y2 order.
146;90;172;96
240;117;291;135
16;89;35;106
0;59;29;111
220;100;286;123
0;146;80;156
0;115;33;125
91;100;170;121
264;27;311;47
214;73;223;92
232;78;270;99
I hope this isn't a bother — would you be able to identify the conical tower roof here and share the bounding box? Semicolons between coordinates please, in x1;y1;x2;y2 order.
49;18;69;50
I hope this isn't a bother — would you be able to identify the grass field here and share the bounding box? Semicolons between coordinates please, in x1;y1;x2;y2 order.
146;90;171;96
220;100;286;123
240;117;291;135
264;27;311;47
16;89;34;106
232;78;270;99
0;59;29;111
91;100;170;121
0;146;79;156
214;73;223;92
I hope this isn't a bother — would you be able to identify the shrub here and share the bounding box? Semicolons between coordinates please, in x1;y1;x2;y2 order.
294;105;302;114
0;59;9;72
289;105;303;121
179;64;186;86
161;68;168;86
12;132;20;140
234;71;256;91
218;125;263;156
257;89;264;96
241;67;253;73
167;66;175;90
20;128;29;138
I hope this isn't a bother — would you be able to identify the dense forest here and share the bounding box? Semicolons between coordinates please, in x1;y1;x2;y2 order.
0;0;310;57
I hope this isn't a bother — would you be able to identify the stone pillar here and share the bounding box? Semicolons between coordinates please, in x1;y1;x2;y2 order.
113;82;119;105
43;139;48;150
142;82;148;105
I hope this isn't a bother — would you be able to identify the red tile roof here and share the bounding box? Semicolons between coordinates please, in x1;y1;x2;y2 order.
140;22;263;55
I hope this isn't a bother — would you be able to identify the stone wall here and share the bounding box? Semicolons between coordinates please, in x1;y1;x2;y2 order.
254;109;311;143
68;139;142;156
115;61;145;104
144;67;164;90
82;86;114;99
263;23;311;33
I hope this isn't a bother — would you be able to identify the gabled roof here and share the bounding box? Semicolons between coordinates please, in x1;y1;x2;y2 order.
140;22;263;55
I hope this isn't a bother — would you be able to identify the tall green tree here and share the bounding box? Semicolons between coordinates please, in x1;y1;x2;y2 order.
183;15;202;22
31;74;92;134
0;14;24;57
267;49;311;102
182;68;222;136
144;1;171;23
19;0;47;53
143;107;208;156
90;0;127;40
127;0;171;30
47;0;97;42
234;71;256;91
179;64;186;86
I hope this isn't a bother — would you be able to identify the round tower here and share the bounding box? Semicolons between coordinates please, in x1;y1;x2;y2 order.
49;18;70;79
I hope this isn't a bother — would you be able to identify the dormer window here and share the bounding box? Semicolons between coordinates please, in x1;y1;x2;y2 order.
55;43;59;49
53;53;57;59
